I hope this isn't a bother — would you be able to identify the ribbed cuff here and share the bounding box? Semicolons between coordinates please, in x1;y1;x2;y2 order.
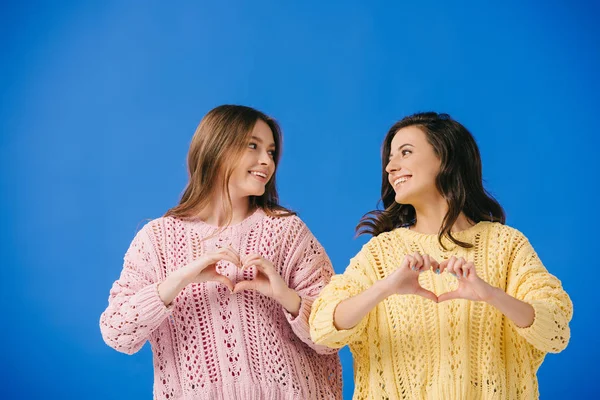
513;299;568;353
309;294;366;349
284;295;312;339
134;283;174;327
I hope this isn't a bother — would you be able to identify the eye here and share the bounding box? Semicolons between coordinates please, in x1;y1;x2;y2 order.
248;142;257;150
267;150;276;157
401;149;412;157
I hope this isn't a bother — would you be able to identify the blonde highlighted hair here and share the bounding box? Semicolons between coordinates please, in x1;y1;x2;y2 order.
165;105;294;223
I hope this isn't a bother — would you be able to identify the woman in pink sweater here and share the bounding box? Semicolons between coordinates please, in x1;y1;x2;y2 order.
100;105;342;399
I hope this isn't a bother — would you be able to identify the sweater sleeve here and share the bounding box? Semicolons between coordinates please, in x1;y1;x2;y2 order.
505;231;573;354
99;224;173;355
309;247;373;349
281;218;338;355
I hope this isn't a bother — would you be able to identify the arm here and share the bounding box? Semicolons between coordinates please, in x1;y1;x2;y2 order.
99;226;172;355
282;225;339;355
505;233;573;353
311;249;438;348
309;250;374;349
334;251;438;330
332;279;390;330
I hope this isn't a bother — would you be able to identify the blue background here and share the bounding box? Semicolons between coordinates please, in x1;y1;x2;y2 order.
1;1;598;398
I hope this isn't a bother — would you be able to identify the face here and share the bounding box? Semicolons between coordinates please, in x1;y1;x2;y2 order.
228;119;276;199
385;125;441;206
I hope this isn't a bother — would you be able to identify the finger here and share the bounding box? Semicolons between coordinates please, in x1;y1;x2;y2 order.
446;256;457;277
455;257;466;279
241;252;259;263
416;287;438;303
429;257;441;275
422;253;431;271
400;255;411;269
438;290;462;302
413;252;424;272
233;279;255;294
241;254;262;270
216;252;241;268
213;275;234;293
437;259;448;274
407;255;417;271
464;261;476;279
252;259;277;277
221;247;241;264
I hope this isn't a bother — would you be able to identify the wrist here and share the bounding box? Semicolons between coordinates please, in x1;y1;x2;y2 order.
168;270;190;290
483;285;503;305
278;288;301;316
372;279;393;301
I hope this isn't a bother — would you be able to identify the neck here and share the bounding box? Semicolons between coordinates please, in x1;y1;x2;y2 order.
196;190;252;227
410;195;473;235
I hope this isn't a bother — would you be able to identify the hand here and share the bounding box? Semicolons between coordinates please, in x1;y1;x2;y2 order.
437;256;495;302
175;246;240;292
380;252;438;303
233;254;291;301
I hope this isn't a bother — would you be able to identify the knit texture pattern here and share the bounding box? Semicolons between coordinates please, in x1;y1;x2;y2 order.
310;222;572;400
101;209;342;399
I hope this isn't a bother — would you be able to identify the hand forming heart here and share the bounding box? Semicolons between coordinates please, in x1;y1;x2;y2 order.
382;252;495;303
436;256;496;302
178;247;291;301
175;246;240;292
232;253;291;300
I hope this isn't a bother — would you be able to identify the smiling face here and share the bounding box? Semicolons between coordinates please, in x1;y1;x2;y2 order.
228;119;276;200
385;125;442;206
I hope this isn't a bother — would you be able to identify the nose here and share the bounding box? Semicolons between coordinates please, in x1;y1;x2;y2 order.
259;150;273;166
385;155;399;174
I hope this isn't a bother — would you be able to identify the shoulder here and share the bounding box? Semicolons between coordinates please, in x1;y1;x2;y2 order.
482;222;530;243
133;216;186;242
262;212;310;234
362;227;412;251
351;229;400;261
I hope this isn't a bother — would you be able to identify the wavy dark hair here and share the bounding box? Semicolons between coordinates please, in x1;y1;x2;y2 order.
165;105;294;223
356;112;505;248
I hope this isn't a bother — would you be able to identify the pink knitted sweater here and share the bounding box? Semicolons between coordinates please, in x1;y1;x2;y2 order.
100;209;342;399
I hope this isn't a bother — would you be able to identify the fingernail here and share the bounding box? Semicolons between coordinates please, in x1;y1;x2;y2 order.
450;272;457;277
435;268;440;274
463;271;467;278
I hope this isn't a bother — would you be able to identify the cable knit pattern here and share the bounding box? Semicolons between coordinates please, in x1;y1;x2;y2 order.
100;209;342;400
310;222;572;400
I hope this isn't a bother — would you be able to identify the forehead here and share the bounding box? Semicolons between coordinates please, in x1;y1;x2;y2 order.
390;125;427;149
252;119;275;144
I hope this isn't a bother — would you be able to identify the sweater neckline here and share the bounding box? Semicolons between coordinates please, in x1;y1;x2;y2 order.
399;221;492;239
190;207;266;231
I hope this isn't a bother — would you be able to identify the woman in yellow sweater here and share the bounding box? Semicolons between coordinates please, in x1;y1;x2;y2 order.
310;112;572;399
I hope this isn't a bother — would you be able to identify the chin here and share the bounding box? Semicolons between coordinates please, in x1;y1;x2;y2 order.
245;186;266;197
394;193;412;205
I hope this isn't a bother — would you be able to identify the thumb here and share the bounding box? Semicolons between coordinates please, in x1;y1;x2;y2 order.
437;290;461;303
416;287;438;303
213;275;234;293
233;280;255;294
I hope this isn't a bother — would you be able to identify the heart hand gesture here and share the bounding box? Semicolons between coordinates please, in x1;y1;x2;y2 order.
437;256;495;302
381;252;438;303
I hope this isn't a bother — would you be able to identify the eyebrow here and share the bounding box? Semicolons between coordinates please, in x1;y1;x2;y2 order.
389;143;413;158
251;136;276;148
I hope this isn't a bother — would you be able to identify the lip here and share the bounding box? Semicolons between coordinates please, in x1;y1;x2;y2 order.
391;175;412;187
249;170;269;183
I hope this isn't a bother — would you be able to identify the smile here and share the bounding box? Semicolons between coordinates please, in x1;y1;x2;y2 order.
249;171;268;182
393;176;411;187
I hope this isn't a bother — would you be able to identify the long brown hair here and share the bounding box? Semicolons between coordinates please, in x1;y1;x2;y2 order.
356;112;505;248
165;105;294;223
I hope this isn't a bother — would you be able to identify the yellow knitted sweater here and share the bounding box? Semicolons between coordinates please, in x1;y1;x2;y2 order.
310;222;572;400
